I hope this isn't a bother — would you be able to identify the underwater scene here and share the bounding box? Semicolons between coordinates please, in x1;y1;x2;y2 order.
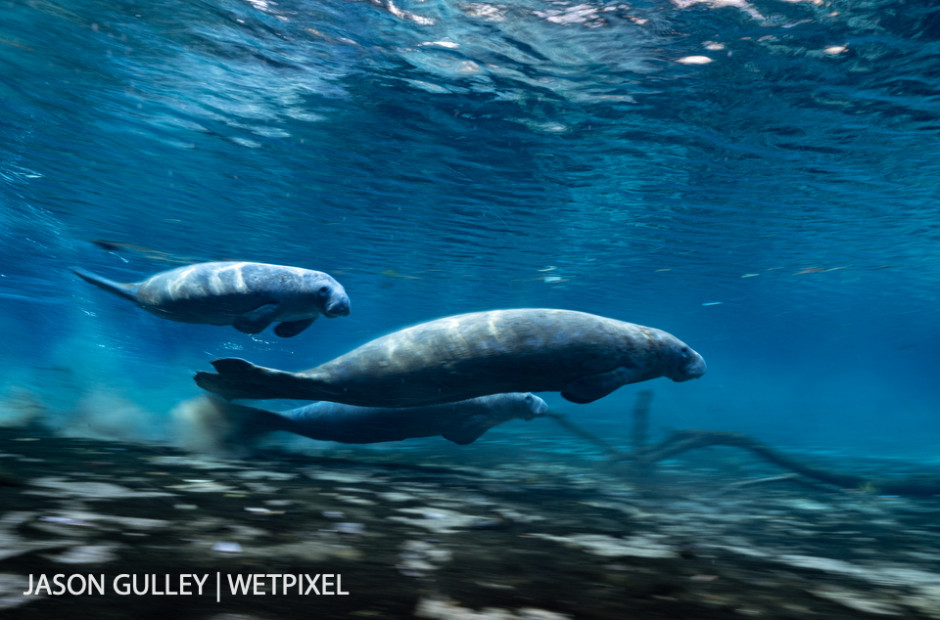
2;0;939;617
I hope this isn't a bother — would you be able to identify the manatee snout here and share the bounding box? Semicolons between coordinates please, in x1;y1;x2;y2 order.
672;345;706;382
324;294;351;318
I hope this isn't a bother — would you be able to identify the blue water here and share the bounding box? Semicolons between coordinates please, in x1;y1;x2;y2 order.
1;0;938;456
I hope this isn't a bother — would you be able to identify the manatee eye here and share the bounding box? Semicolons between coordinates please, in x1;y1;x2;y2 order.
680;346;691;360
317;285;330;297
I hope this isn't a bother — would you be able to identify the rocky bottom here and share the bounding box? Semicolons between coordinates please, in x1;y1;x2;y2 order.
1;426;939;619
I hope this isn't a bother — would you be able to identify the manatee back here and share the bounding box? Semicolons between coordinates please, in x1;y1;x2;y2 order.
133;263;295;322
135;263;253;306
308;309;655;394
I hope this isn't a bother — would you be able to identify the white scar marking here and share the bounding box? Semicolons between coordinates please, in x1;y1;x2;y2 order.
230;262;248;293
209;268;223;295
207;262;246;295
171;266;197;297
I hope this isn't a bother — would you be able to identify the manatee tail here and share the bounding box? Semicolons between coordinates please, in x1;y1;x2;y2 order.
194;358;333;401
171;395;288;456
71;267;139;301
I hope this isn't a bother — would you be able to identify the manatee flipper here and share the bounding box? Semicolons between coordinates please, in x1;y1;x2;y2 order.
195;358;332;401
442;415;499;445
232;304;281;334
274;317;316;338
71;267;140;302
561;367;643;404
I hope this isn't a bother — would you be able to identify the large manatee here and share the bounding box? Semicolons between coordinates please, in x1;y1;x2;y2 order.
195;308;705;406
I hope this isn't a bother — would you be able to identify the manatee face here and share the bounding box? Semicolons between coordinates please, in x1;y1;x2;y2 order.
307;274;350;318
667;344;707;382
522;393;550;416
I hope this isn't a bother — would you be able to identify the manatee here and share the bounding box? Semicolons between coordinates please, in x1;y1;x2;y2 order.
195;308;705;405
184;392;548;451
72;261;350;337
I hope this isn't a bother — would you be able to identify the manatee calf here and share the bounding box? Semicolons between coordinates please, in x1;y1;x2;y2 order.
195;308;705;405
180;392;548;453
72;261;350;337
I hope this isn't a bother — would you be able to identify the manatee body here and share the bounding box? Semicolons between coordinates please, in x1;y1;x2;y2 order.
195;308;705;405
208;392;548;447
73;261;350;337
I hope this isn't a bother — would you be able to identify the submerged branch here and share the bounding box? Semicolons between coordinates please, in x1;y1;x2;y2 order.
633;430;940;497
543;412;623;459
540;395;939;497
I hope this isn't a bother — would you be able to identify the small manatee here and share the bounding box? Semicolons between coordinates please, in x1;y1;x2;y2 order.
73;261;350;337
